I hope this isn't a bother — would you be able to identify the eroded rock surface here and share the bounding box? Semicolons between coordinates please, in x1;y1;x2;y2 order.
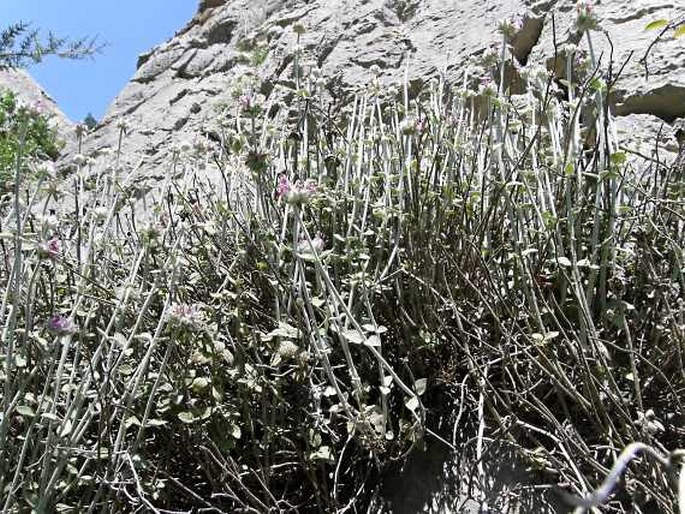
67;0;684;176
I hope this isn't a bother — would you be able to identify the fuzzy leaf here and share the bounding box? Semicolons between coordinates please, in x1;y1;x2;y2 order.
191;377;210;393
414;378;428;396
341;329;364;345
146;419;168;427
177;411;195;424
365;334;381;347
16;405;35;417
263;322;299;341
405;396;420;412
59;419;73;438
125;416;142;428
674;23;685;38
309;445;333;462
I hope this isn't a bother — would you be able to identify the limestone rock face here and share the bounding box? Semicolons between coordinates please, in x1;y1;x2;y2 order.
70;0;685;173
0;68;73;133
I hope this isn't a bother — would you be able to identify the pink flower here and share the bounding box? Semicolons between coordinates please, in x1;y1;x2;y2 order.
239;94;253;111
576;0;592;14
276;173;292;199
478;76;497;97
575;1;598;31
275;174;317;205
297;234;325;254
38;236;61;260
167;302;205;329
48;315;76;335
30;100;46;114
303;180;317;195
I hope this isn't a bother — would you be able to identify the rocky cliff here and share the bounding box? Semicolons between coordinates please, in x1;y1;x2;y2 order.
69;0;684;173
0;68;73;133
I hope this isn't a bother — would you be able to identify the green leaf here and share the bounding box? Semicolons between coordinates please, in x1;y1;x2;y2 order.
145;419;168;427
365;334;381;347
341;329;364;345
125;416;142;428
610;151;627;165
59;419;73;438
112;332;127;347
405;396;420;412
414;378;427;396
263;322;299;341
191;377;210;393
16;405;35;417
674;24;685;38
544;331;560;341
177;411;195;424
309;445;334;462
644;19;668;31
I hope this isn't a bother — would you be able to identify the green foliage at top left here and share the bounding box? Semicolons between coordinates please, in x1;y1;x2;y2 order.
0;21;100;69
0;89;62;192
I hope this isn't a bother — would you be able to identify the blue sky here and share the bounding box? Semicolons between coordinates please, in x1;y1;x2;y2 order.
0;1;197;122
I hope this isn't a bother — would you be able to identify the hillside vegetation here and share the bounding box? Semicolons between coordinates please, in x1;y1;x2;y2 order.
0;8;684;514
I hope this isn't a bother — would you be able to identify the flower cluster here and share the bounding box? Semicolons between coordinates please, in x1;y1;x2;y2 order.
498;15;523;40
573;49;592;78
400;116;427;136
575;1;598;32
238;91;263;117
277;340;301;360
48;315;77;336
481;43;501;69
35;162;56;179
139;222;163;248
478;76;498;97
297;234;325;255
167;303;205;330
276;173;317;205
38;236;61;261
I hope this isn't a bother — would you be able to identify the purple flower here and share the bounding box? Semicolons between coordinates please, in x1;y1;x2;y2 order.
275;174;317;205
276;173;292;199
239;94;253;111
167;302;205;330
238;93;262;115
48;315;76;335
38;236;61;260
